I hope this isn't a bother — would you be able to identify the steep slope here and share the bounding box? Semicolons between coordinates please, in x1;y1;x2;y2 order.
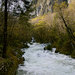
0;0;31;14
34;0;69;16
31;0;75;58
35;0;54;16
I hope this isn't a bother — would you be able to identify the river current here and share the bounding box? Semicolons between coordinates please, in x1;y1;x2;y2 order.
17;43;75;75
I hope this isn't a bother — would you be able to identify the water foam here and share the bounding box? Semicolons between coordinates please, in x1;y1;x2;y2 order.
17;43;75;75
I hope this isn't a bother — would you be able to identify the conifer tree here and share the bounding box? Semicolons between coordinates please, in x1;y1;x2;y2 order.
2;0;32;58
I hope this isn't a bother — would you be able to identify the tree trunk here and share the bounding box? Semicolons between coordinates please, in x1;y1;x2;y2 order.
2;0;8;58
60;13;75;50
60;14;75;41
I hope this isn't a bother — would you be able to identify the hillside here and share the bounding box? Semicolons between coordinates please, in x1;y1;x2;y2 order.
0;0;75;75
31;0;75;57
34;0;68;16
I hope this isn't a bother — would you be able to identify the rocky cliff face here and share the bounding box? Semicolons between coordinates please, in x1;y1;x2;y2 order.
0;0;31;14
34;0;53;16
34;0;68;16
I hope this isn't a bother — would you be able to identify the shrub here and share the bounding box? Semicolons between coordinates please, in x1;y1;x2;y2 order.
44;44;52;51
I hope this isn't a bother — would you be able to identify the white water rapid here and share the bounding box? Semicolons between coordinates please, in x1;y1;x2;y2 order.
17;43;75;75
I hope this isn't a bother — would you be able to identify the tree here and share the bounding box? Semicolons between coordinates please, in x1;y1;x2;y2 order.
2;0;8;58
2;0;32;58
53;1;75;49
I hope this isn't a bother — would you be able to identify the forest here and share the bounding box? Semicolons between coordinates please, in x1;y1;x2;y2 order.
0;0;75;75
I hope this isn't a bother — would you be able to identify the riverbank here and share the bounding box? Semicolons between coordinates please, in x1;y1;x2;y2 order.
17;43;75;75
31;1;75;58
44;42;75;59
0;43;28;75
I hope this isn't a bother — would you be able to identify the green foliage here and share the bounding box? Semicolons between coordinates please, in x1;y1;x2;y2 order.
0;0;33;74
71;50;75;58
0;58;13;75
33;21;57;43
53;1;67;12
32;2;75;57
44;44;52;51
0;45;25;75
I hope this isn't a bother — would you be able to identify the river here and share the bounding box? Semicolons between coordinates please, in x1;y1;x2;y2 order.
16;43;75;75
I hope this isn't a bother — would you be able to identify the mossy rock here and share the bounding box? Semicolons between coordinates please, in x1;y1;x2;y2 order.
30;42;33;45
55;50;59;53
44;44;52;51
23;43;29;48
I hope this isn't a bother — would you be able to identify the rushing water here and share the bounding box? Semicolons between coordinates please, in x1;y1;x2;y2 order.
17;43;75;75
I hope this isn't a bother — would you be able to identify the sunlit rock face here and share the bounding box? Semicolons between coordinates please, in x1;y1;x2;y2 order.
34;0;68;16
0;0;31;14
0;0;23;11
34;0;53;16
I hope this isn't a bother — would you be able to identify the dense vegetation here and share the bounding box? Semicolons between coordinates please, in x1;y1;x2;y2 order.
0;12;32;75
0;0;75;75
0;0;33;75
31;0;75;58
